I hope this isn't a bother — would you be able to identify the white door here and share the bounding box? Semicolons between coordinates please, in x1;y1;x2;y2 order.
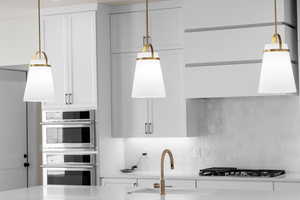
70;12;97;109
42;15;68;109
0;70;27;191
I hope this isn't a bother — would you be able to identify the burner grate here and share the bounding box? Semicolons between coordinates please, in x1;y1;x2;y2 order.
199;168;285;177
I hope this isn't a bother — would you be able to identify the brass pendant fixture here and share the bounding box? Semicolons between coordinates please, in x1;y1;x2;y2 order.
24;0;55;102
131;0;166;98
258;0;296;94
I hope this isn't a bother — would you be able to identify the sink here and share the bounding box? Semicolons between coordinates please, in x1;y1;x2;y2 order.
128;188;199;195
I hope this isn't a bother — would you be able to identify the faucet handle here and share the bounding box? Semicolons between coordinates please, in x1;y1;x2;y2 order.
153;183;173;189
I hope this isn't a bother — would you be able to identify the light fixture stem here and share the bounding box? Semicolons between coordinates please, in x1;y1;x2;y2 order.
38;0;42;56
145;0;149;44
274;0;278;35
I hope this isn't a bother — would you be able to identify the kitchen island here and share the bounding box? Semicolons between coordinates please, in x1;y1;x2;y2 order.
0;185;299;200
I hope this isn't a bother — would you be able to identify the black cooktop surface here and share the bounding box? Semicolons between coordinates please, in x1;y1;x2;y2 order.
199;167;285;177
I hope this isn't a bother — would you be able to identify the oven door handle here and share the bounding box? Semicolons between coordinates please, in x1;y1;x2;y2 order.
41;121;93;126
41;164;96;169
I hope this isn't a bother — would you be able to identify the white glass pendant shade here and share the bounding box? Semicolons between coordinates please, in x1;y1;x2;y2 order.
259;43;296;94
132;52;166;98
24;57;55;102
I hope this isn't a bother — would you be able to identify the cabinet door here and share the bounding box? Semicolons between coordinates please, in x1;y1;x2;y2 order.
152;50;186;137
101;178;137;187
111;53;148;137
138;179;196;189
197;180;273;191
274;182;300;192
42;15;67;109
70;12;98;109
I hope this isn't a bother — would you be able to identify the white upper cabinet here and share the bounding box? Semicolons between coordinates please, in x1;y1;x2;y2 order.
110;1;186;137
42;15;66;108
42;5;98;110
183;0;298;98
110;2;183;53
184;0;296;30
69;12;98;109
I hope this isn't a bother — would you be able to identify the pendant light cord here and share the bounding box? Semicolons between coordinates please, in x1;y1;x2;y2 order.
145;0;149;44
38;0;42;56
274;0;278;35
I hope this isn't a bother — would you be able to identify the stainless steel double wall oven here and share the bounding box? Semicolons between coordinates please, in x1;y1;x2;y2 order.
42;110;97;186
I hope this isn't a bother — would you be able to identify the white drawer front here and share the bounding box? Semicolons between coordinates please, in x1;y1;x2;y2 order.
184;25;297;65
138;179;196;189
197;180;273;191
184;0;296;29
102;178;137;186
274;182;300;192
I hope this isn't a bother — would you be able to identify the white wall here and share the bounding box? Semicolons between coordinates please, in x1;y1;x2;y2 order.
0;15;36;67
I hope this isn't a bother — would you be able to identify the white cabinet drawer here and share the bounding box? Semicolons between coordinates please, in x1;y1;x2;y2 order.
197;180;273;191
184;25;297;65
274;182;300;192
138;179;196;189
101;178;137;187
184;0;296;30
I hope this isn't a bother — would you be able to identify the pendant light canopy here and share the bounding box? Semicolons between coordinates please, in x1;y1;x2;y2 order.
24;0;54;102
258;0;296;94
132;0;166;98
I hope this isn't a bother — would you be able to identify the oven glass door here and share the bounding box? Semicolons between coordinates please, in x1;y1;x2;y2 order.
45;154;95;165
43;124;94;149
46;168;94;185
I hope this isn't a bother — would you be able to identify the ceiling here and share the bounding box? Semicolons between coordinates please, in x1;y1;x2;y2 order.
0;0;153;20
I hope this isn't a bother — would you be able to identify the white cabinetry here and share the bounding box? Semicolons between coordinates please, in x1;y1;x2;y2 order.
42;5;97;110
197;180;273;191
110;1;185;137
273;182;300;192
138;179;196;189
183;0;298;98
101;178;137;187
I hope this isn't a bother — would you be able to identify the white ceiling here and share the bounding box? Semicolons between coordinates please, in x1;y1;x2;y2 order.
0;0;152;20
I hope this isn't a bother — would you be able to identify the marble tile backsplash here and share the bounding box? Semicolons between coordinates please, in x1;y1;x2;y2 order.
124;96;300;174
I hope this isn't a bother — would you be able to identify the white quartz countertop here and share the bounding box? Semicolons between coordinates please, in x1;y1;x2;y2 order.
0;185;300;200
101;172;300;182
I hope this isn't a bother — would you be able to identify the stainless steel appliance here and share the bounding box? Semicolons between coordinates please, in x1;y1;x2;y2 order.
43;166;96;186
42;110;97;186
42;110;95;150
43;151;97;166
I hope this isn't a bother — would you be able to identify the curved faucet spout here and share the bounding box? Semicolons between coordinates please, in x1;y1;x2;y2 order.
160;149;175;195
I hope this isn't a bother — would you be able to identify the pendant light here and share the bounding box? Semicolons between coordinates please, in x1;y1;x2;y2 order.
24;0;55;102
132;0;166;98
258;0;296;94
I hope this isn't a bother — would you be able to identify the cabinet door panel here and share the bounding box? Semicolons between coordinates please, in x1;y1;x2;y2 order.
184;0;296;30
111;53;147;137
274;182;300;192
184;63;297;99
152;50;186;137
197;180;273;191
70;12;97;109
42;15;67;109
184;25;297;65
111;8;182;53
138;179;195;189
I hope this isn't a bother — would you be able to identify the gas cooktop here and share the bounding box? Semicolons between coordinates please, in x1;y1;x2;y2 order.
199;167;285;178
